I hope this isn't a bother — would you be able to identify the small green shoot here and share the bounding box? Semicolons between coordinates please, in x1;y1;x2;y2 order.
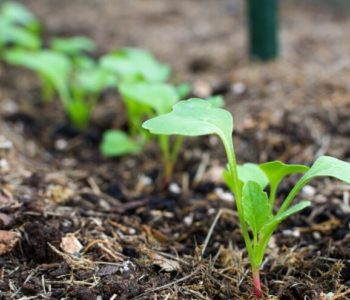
0;2;41;52
100;47;170;83
113;82;181;182
143;98;350;298
4;49;113;129
50;36;96;57
100;130;141;157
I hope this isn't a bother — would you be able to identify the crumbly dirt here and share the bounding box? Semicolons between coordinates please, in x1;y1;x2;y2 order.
1;0;350;299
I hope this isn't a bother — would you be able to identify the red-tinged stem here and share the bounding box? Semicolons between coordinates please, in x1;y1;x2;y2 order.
252;268;262;299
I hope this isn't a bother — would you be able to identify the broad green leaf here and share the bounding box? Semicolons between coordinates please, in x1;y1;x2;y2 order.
242;181;272;238
259;161;309;189
1;2;38;27
100;48;170;83
51;36;96;56
280;156;350;213
119;82;179;115
142;98;233;143
76;66;116;93
100;130;141;157
4;49;71;104
238;163;268;189
207;95;225;108
0;23;40;49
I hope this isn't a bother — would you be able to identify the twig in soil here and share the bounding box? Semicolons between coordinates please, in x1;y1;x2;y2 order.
201;208;236;258
130;272;198;300
87;176;101;195
48;243;95;270
181;287;210;300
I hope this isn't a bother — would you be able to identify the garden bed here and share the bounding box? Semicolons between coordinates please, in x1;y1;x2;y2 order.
1;0;350;299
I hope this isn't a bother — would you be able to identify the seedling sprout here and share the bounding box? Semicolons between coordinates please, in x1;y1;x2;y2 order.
143;98;350;298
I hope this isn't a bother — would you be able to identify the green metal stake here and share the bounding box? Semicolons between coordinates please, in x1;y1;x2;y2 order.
248;0;279;61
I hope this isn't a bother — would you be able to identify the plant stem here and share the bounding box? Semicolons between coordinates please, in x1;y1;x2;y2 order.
269;183;278;207
222;138;254;261
252;267;262;299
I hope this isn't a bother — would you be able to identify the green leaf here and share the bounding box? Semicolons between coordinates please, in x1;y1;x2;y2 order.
0;23;40;49
1;2;38;28
119;82;179;115
65;99;92;130
100;48;170;83
242;181;272;238
238;163;268;189
206;95;225;108
76;66;116;94
267;201;311;229
100;130;141;157
260;161;309;189
4;50;71;104
51;36;96;56
142;98;233;143
175;83;191;99
280;156;350;213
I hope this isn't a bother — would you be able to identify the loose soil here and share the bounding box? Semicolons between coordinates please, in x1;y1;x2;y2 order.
1;0;350;299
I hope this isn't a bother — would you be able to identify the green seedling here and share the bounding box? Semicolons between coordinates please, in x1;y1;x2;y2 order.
143;98;350;298
50;36;96;57
0;2;41;52
4;49;71;102
100;130;141;157
5;49;112;129
112;82;181;181
100;47;170;83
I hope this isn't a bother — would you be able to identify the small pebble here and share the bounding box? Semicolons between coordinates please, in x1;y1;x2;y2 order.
208;208;216;215
282;229;300;238
268;236;276;248
54;139;68;150
183;214;193;226
140;175;152;186
301;185;316;197
215;187;234;202
232;82;246;95
0;137;13;150
0;159;10;172
313;232;321;240
169;183;181;194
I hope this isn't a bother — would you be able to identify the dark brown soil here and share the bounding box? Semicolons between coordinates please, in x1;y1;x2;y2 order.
1;0;350;299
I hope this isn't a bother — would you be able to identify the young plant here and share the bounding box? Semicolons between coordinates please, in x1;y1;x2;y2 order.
99;47;170;83
143;98;350;298
103;82;182;181
0;2;41;52
100;130;141;157
4;49;112;129
50;36;96;57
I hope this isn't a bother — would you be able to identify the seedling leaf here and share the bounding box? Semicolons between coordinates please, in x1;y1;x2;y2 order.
280;156;350;213
260;161;309;188
206;95;225;108
101;130;141;157
119;82;179;115
100;48;170;83
142;98;233;143
267;201;311;229
238;163;268;189
4;50;71;104
51;36;96;56
242;181;272;238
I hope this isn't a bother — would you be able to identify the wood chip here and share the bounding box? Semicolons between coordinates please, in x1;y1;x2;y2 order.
0;230;19;255
60;234;83;256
